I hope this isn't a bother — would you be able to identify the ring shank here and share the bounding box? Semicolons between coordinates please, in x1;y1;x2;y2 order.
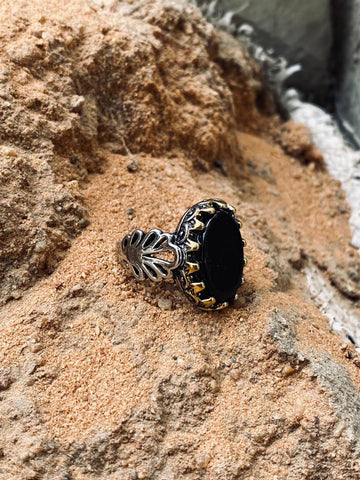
121;228;183;282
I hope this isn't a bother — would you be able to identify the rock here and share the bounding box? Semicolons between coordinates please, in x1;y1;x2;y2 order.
157;297;172;311
196;453;211;469
229;369;241;381
127;158;139;173
278;120;324;167
333;0;360;146
0;159;89;304
282;364;295;376
0;368;13;391
195;0;332;105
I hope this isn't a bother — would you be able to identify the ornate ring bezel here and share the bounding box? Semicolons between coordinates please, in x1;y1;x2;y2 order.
173;198;245;311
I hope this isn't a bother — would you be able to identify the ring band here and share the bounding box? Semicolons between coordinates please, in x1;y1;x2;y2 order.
120;199;246;311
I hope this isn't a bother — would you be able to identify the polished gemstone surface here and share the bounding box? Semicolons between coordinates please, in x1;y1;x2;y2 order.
201;210;244;303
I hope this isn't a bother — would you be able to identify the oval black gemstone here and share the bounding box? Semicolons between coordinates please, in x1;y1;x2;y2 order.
200;211;244;303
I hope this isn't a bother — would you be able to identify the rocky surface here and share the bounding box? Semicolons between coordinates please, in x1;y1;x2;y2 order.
192;0;333;105
0;1;360;479
284;89;360;251
333;0;360;146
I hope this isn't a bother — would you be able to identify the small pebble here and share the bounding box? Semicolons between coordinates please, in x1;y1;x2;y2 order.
277;210;286;221
0;369;13;391
126;207;135;219
11;290;22;300
229;369;241;381
177;357;187;368
234;295;246;308
338;205;347;214
188;383;200;395
158;297;172;310
196;453;211;469
282;364;295;376
209;379;219;392
5;147;18;157
34;240;47;253
79;218;90;229
26;377;36;386
69;95;85;112
293;398;305;420
127;157;139;173
252;430;268;443
30;342;43;353
308;162;316;172
267;188;280;197
297;352;305;362
334;422;346;438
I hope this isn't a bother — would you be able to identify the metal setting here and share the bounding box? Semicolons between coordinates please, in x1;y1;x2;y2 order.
121;199;246;311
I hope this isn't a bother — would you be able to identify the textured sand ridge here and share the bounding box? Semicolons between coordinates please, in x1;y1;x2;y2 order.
0;1;360;479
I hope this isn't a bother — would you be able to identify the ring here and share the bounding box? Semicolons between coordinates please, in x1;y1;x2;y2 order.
120;199;246;311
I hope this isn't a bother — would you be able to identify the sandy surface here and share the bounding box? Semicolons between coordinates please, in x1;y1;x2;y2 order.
0;1;360;479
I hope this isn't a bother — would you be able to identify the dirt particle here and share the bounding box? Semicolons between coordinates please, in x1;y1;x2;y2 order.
2;147;18;157
0;368;13;391
29;342;43;353
126;207;135;219
127;158;139;173
158;297;172;310
209;379;219;392
34;240;47;253
293;398;305;421
196;453;211;469
10;290;22;300
334;422;346;438
229;369;241;381
282;364;295;376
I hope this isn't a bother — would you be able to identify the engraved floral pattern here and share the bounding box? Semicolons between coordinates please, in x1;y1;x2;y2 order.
122;228;182;282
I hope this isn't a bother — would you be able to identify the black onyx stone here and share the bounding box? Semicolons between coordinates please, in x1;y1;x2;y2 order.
200;210;244;303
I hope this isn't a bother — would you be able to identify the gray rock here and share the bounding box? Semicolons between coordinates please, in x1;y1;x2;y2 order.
194;0;332;104
333;0;360;146
268;309;360;453
311;352;360;453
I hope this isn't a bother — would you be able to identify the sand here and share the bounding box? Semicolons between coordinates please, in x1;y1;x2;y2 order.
0;1;360;479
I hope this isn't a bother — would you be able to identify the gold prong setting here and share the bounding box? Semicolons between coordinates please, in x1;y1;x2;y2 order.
186;261;200;274
192;282;206;294
174;198;246;311
185;239;200;252
190;218;205;231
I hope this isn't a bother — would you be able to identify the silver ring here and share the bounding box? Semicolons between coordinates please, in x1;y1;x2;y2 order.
120;198;246;311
